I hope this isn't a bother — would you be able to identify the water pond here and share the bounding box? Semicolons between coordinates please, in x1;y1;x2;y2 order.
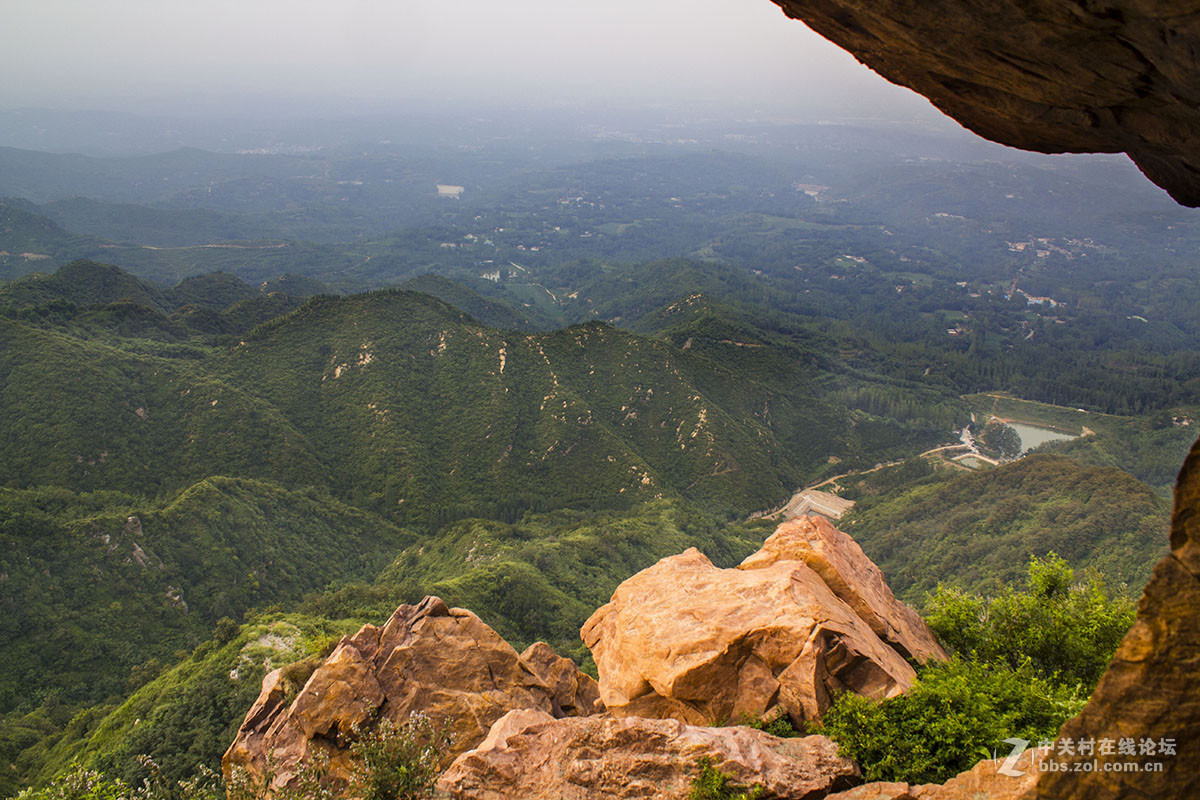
1007;421;1077;452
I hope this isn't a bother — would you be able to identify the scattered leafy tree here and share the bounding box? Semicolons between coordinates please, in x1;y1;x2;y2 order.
925;553;1137;689
978;422;1023;460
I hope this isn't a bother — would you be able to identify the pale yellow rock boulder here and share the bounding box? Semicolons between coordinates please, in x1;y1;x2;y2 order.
435;709;859;799
581;517;946;728
743;516;946;663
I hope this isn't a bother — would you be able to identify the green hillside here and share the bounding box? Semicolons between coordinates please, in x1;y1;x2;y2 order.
3;262;938;520
0;203;102;281
400;273;555;331
841;454;1169;603
220;288;912;522
6;612;360;796
169;272;259;310
8;499;767;795
0;317;328;496
0;260;172;314
0;477;412;714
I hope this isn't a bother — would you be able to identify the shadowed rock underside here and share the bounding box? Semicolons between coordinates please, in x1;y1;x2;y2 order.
770;0;1200;205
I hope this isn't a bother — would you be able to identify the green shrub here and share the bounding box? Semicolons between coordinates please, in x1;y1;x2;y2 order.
816;658;1084;784
347;715;449;800
15;765;131;800
925;553;1136;689
687;758;764;800
735;713;803;739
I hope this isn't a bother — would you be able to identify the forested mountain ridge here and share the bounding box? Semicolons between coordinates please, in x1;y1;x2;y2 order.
203;286;914;520
1;262;954;524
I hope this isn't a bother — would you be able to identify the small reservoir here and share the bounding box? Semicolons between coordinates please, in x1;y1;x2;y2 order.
1007;421;1077;452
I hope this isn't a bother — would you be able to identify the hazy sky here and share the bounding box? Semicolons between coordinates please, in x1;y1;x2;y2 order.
0;0;940;120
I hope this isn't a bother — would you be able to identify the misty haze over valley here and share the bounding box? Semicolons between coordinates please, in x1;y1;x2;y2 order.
1;2;1197;799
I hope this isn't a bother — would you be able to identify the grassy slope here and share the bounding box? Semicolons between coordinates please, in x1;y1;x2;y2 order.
842;454;1169;603
0;477;413;712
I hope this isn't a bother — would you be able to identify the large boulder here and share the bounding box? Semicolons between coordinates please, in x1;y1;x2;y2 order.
435;709;859;799
581;518;945;728
223;596;600;793
742;517;945;663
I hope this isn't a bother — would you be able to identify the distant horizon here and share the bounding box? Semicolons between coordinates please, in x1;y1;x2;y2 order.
1;0;946;123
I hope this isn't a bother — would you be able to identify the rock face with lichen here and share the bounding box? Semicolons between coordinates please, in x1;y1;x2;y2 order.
581;516;946;728
435;708;860;800
769;0;1200;206
222;596;601;794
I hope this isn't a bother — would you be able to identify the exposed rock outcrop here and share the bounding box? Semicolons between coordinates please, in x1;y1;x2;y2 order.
827;748;1042;799
435;709;859;799
1033;436;1200;798
742;517;945;664
769;0;1200;205
223;596;600;793
581;517;945;728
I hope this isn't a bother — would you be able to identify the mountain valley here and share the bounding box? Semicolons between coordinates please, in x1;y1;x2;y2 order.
0;109;1195;799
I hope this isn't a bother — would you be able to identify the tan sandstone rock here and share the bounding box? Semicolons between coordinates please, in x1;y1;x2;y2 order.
582;517;945;728
917;749;1042;800
435;709;859;799
741;516;946;663
518;641;603;717
826;782;915;800
827;748;1042;800
223;596;598;793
